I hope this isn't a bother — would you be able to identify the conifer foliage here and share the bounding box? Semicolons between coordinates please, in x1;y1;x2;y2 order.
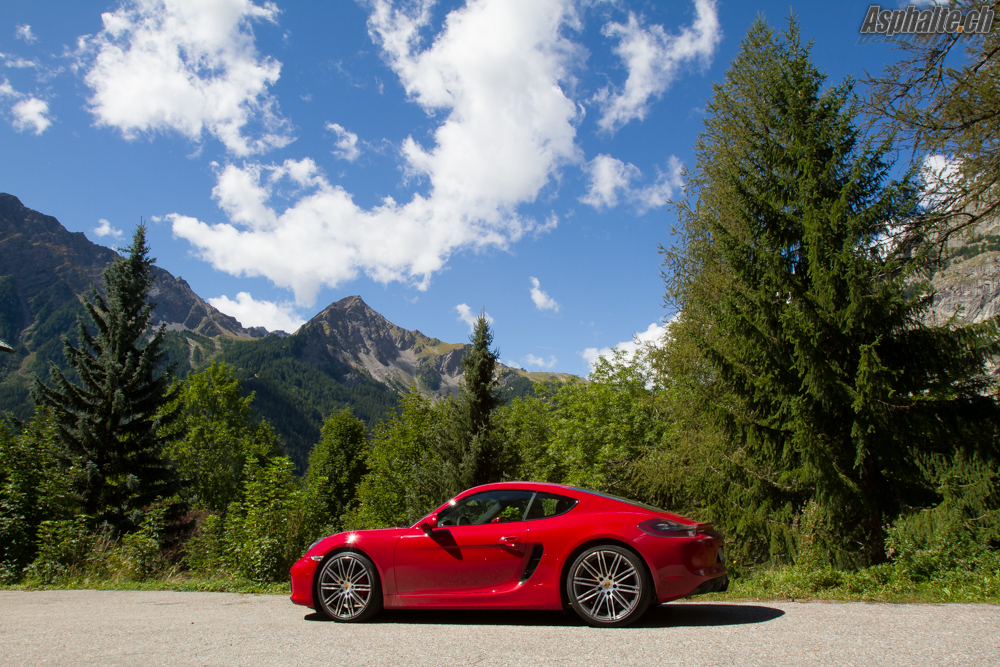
423;311;510;494
33;225;179;531
662;19;1000;563
456;310;506;486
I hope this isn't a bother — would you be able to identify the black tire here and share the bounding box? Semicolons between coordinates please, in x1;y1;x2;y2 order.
313;550;383;622
566;545;651;628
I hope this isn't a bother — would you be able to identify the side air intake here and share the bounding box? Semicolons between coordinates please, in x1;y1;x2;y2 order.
520;544;544;584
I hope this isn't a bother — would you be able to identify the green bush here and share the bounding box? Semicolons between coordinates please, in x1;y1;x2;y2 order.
220;457;312;582
23;516;93;584
182;513;224;573
112;507;168;580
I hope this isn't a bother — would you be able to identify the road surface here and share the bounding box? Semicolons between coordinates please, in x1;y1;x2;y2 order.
1;590;997;666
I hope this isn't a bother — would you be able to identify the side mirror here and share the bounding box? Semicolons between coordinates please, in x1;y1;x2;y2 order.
418;513;438;535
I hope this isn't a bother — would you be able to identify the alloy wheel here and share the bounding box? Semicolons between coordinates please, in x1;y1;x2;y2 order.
316;552;379;621
569;546;648;627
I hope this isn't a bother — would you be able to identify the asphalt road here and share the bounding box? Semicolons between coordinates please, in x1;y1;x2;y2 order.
1;590;997;666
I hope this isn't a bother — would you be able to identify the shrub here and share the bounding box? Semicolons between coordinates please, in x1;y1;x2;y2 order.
220;457;311;582
182;513;224;573
23;516;93;584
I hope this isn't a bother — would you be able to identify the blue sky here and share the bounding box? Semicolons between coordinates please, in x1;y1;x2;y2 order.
0;0;915;376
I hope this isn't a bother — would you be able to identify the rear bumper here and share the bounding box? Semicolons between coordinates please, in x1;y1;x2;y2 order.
684;573;729;597
290;556;318;608
640;531;728;603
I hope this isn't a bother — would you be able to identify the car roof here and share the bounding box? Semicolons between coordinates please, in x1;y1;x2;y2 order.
459;481;579;494
453;481;692;522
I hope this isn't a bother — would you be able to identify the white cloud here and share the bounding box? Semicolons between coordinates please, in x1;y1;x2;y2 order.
15;25;37;44
456;303;493;330
581;154;683;211
529;276;559;312
171;0;584;302
580;154;639;209
634;156;684;211
11;97;51;134
921;153;961;207
1;80;52;134
208;291;305;332
523;353;557;369
326;122;361;161
581;321;667;371
93;218;125;240
596;0;720;133
3;56;41;69
81;0;292;156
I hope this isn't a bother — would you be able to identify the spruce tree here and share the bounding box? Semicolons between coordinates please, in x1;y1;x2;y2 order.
407;311;509;505
33;224;179;531
662;19;1000;564
454;311;506;487
461;312;503;438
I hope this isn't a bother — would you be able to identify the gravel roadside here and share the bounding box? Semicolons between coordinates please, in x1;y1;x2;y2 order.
1;590;997;666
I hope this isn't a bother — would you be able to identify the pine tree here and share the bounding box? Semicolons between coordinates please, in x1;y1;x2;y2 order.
450;311;507;488
662;19;1000;564
33;225;179;531
462;312;502;430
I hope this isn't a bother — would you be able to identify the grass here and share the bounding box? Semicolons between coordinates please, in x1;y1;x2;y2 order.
6;561;999;604
703;560;1000;604
3;571;290;595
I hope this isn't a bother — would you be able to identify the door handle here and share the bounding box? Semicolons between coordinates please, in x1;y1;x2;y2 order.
498;535;520;545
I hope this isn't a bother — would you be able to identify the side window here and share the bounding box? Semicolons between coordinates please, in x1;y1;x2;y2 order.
524;492;578;520
437;490;534;526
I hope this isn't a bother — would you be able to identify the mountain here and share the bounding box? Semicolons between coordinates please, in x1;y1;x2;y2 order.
0;194;573;469
0;193;272;421
196;295;573;466
296;296;484;395
0;194;264;340
924;215;1000;326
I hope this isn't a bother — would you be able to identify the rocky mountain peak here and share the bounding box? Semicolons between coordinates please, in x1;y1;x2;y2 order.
0;193;265;340
294;294;467;394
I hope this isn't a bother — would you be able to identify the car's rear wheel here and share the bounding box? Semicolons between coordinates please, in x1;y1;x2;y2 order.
314;550;383;622
567;545;651;628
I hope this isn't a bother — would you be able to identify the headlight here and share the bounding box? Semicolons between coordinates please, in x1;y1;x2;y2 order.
638;518;697;537
304;538;322;556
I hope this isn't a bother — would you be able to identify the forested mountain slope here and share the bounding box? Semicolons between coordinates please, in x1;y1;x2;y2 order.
0;194;266;421
0;194;570;467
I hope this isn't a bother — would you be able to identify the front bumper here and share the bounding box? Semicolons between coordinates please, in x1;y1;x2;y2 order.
290;556;319;608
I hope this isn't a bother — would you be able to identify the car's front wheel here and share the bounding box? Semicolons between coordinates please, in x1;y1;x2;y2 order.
314;550;383;622
567;545;651;627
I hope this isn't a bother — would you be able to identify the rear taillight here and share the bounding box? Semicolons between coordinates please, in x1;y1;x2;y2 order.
638;518;698;537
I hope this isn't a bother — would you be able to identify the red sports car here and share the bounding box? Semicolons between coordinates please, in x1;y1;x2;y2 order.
290;481;727;627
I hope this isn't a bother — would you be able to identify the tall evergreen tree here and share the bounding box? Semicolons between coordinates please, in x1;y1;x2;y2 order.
662;19;1000;564
446;311;508;488
33;225;179;531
